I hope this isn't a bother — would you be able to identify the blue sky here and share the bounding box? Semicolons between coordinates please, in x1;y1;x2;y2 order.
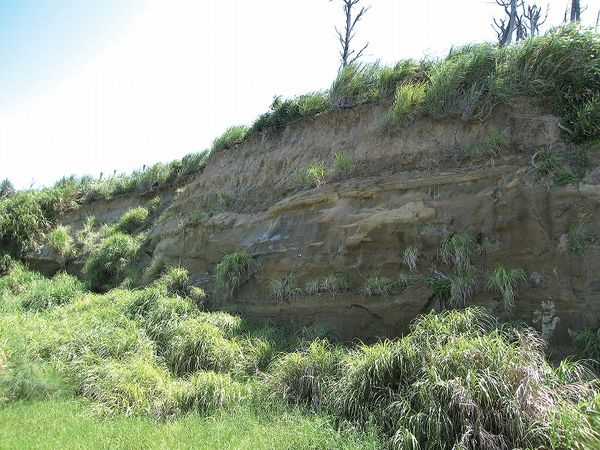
1;0;598;189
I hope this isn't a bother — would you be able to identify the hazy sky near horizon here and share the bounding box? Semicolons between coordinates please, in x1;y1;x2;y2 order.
1;0;599;189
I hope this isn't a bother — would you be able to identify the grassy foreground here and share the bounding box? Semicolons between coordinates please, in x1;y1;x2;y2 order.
0;400;380;450
0;263;599;449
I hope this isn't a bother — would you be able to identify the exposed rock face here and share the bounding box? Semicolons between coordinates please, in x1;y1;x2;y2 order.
48;100;599;357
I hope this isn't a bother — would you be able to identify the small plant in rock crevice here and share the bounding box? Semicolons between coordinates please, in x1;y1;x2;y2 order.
403;246;420;272
486;266;526;311
214;251;257;301
360;273;410;297
305;274;351;296
269;273;304;302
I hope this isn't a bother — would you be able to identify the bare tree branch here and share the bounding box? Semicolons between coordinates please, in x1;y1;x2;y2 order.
331;0;370;68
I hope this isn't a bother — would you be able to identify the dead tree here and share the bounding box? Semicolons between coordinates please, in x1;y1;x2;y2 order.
570;0;581;22
331;0;370;68
493;0;522;46
522;3;548;37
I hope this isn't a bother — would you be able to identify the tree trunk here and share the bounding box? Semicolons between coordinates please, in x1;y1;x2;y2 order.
571;0;581;22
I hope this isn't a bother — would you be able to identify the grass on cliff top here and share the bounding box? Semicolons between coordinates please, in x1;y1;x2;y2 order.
0;27;597;261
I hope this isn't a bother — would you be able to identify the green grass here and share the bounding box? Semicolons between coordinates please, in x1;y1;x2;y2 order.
305;274;351;296
304;161;326;188
0;399;383;450
0;268;597;449
113;206;149;234
573;327;600;371
360;273;410;297
251;92;329;133
47;225;75;258
486;266;526;311
269;273;304;302
212;125;250;152
402;245;420;272
439;233;480;268
84;232;141;291
214;251;257;302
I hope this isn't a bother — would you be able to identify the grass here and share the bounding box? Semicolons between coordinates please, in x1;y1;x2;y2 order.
439;233;480;268
305;274;351;296
212;125;250;152
47;225;75;258
0;399;383;450
448;264;478;308
360;273;410;297
486;266;526;311
403;245;420;272
113;206;149;234
251;92;329;133
269;273;304;302
573;327;600;371
214;251;257;301
304;161;326;188
568;223;597;253
84;232;141;291
0;268;598;449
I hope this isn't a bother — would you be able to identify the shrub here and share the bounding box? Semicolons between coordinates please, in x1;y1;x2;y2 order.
211;125;250;152
47;226;75;258
214;251;256;301
269;273;304;301
305;274;351;296
0;179;15;198
113;207;149;234
402;246;419;272
21;272;86;311
268;339;345;409
424;275;452;302
360;273;410;297
84;233;141;291
487;266;526;311
0;191;49;256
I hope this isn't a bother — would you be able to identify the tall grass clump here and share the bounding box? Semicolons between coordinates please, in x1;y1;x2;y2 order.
439;233;479;268
487;266;526;311
20;272;86;311
403;245;420;272
360;273;410;297
214;251;257;301
251;92;329;133
305;274;351;296
211;125;250;152
269;273;304;302
156;266;190;297
174;371;246;414
47;225;75;258
573;327;600;371
327;308;599;449
330;63;381;107
113;206;149;234
163;319;240;376
268;339;345;409
84;233;141;291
